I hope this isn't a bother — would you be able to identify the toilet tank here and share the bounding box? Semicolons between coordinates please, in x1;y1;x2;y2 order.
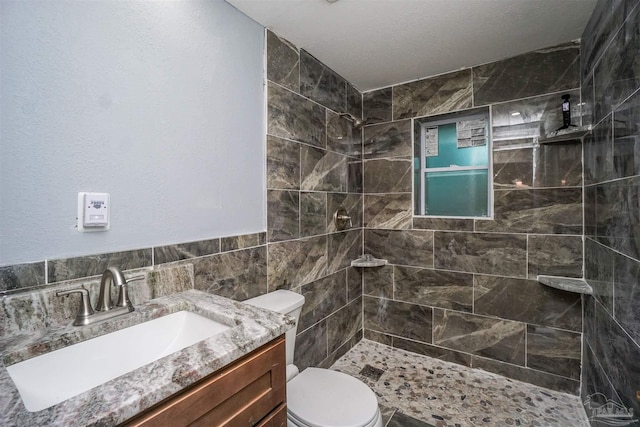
244;290;305;367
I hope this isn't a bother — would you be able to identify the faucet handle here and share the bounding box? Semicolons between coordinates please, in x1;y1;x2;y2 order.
56;287;95;326
115;275;144;309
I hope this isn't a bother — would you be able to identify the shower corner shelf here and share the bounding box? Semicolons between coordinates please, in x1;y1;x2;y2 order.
351;255;387;268
537;275;593;295
538;125;592;144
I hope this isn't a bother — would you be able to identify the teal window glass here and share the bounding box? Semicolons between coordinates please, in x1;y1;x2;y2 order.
424;170;489;217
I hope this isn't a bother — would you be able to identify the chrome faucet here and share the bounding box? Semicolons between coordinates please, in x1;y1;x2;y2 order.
56;267;143;326
96;267;128;311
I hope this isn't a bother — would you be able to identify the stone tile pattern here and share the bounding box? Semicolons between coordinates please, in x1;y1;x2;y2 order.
332;340;590;427
265;30;365;371
581;1;640;422
360;40;586;394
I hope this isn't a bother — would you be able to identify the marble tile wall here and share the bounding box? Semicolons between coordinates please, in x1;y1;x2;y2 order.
360;40;586;394
0;233;267;337
265;30;364;370
580;1;640;423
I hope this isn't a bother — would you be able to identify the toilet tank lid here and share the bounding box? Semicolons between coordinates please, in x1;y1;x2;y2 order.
243;290;305;314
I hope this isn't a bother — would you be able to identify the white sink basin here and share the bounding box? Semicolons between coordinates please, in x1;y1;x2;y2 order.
6;310;230;412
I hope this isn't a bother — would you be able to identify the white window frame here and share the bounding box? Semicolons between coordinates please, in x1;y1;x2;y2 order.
415;109;494;219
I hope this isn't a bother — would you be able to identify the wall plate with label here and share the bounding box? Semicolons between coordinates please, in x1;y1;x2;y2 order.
77;192;110;232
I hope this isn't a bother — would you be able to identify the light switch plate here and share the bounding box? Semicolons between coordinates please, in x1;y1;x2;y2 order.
77;192;110;232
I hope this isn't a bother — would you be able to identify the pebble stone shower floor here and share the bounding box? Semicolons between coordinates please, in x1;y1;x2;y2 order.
329;339;590;427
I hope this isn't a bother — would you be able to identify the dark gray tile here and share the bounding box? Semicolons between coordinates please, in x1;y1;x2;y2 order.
596;176;640;260
475;188;583;234
267;81;326;148
581;0;618;80
433;309;525;365
585;238;615;312
590;299;640;416
300;192;327;237
593;8;640;123
363;158;412;194
585;185;597;238
364;296;432;343
581;342;623;415
267;236;327;290
527;235;583;278
267;135;300;190
320;329;361;370
585;115;614;185
362;265;393;299
154;238;220;264
365;229;434;268
493;147;533;189
474;275;582;332
412;217;474;231
295;319;327;371
266;30;299;92
346;82;362;120
48;249;152;283
472;356;580;395
301;145;348;192
300;50;346;112
327;298;362;353
348;158;363;193
491;90;581;142
582;71;595;128
0;262;46;293
363;193;412;229
393;69;473;120
299;271;347;331
363;119;412;159
220;232;266;252
363;88;392;124
328;229;362;274
327;110;362;157
392;336;472;367
387;411;436;427
267;190;299;242
526;325;581;380
394;266;473;312
364;329;394;346
473;41;580;105
434;232;526;277
193;247;267;300
327;193;362;233
534;142;583;188
613;251;640;345
613;87;640;179
346;267;362;302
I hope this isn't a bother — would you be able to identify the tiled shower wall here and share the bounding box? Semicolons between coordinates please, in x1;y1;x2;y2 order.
360;42;585;394
264;30;365;370
580;0;640;421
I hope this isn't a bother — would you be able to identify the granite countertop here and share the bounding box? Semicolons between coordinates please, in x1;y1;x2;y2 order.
0;290;294;427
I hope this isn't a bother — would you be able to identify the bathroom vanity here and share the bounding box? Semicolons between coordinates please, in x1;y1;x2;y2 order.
124;336;286;426
0;290;293;426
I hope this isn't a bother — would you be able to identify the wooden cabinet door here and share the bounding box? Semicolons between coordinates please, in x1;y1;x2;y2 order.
125;336;286;427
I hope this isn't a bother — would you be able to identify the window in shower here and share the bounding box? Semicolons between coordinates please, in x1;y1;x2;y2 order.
413;107;492;218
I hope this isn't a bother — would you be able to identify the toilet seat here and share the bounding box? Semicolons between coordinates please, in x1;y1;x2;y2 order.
287;368;381;427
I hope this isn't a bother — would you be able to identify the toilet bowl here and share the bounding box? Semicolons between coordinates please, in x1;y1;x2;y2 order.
244;290;383;427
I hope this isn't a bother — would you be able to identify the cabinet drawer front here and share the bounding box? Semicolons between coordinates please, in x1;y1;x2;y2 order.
256;403;287;427
126;336;286;427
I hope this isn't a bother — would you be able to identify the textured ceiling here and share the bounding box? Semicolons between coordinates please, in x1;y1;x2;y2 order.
225;0;598;92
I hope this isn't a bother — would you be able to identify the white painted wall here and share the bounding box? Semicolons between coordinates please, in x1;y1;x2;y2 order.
0;0;265;265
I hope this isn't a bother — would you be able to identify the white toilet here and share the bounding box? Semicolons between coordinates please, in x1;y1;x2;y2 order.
245;290;383;427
